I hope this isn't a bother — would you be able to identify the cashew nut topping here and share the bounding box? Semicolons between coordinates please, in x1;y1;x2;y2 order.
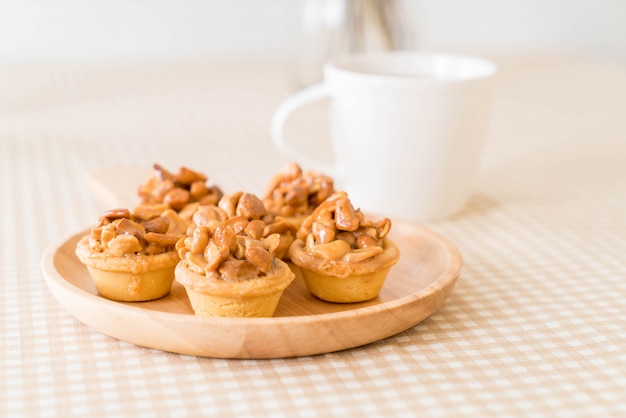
263;163;334;218
137;164;223;211
218;191;269;221
177;219;282;282
87;208;187;257
296;191;391;263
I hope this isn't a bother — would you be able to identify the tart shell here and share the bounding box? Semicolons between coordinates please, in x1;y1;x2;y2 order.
289;238;400;303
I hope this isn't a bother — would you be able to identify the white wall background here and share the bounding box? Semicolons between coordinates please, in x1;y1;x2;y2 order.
0;0;625;64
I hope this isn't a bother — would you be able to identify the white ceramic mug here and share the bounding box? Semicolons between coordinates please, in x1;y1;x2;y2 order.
271;51;497;222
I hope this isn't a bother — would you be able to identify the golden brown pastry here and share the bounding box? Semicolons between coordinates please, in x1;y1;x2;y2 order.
289;191;399;303
75;208;187;301
175;217;295;317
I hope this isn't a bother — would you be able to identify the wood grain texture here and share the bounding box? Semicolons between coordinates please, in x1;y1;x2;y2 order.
41;221;461;358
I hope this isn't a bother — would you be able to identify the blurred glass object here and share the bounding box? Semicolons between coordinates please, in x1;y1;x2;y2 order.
294;0;415;88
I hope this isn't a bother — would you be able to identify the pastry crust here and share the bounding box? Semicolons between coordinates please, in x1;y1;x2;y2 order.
290;238;399;303
175;259;294;317
76;236;179;301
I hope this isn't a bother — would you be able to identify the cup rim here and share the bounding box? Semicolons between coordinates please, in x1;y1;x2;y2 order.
324;51;497;83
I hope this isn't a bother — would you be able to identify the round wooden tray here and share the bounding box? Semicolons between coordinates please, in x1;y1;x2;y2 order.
41;221;461;358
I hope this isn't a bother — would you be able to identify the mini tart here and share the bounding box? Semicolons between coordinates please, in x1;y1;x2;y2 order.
76;236;179;302
75;207;187;302
175;218;296;317
175;258;294;317
289;237;399;303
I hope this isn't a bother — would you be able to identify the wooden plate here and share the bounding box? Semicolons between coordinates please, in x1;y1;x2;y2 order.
41;221;461;358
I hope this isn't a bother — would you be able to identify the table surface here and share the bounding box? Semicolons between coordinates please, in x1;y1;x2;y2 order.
1;53;625;417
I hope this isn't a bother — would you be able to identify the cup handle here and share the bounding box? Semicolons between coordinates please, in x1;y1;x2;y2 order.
271;83;335;175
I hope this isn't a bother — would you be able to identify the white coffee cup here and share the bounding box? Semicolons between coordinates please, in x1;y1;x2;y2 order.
271;51;497;222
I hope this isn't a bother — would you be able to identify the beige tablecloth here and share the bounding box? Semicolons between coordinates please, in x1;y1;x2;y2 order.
1;54;625;417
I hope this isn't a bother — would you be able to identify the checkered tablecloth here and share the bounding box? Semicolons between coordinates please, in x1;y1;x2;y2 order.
1;55;625;417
